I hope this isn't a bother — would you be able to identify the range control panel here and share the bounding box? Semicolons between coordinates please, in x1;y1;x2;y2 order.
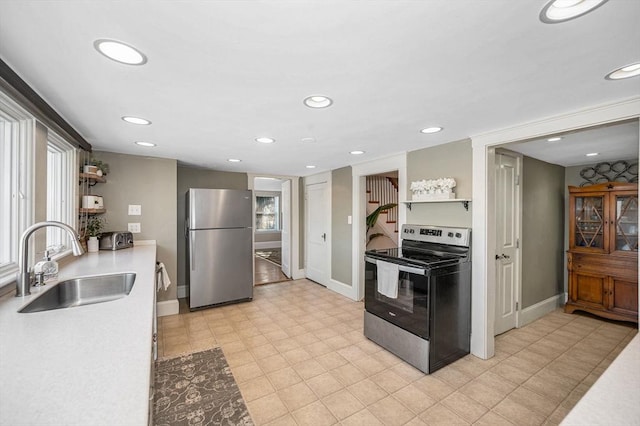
402;224;471;247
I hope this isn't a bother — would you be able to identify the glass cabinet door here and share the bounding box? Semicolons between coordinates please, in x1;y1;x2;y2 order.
612;193;638;254
573;195;606;250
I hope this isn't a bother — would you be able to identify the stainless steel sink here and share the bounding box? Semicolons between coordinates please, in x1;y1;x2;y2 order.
19;272;136;313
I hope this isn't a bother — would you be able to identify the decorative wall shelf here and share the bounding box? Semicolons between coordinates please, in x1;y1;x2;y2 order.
78;208;106;215
402;199;472;211
79;172;106;186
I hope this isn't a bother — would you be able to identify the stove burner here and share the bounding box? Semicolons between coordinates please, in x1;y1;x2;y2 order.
365;243;467;269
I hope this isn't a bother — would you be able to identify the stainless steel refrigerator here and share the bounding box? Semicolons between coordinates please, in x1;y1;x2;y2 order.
186;188;253;310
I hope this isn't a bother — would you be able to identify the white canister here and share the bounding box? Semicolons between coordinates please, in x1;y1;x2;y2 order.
94;196;104;209
87;236;99;253
82;195;93;209
83;165;98;175
82;195;103;209
82;195;96;209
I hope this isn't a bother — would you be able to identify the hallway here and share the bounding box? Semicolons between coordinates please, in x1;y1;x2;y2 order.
255;254;289;285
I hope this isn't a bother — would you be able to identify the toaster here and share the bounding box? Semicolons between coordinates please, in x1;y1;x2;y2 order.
99;231;134;250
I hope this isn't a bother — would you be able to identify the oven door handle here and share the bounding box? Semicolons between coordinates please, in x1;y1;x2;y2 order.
365;256;426;276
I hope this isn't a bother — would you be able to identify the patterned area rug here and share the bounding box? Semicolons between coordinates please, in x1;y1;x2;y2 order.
154;348;253;426
255;248;281;266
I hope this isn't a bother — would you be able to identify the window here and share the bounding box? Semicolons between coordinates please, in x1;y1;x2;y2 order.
46;131;76;253
255;194;280;231
0;117;14;269
0;91;34;286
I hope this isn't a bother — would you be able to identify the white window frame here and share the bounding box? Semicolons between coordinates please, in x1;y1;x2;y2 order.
255;191;281;232
0;91;35;288
46;130;76;257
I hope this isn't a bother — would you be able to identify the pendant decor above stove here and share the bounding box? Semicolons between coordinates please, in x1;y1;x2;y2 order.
410;177;457;201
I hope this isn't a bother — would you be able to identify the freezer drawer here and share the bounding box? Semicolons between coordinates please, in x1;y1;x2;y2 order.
188;228;253;309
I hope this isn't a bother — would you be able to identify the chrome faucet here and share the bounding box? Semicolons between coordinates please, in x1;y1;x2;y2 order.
16;221;84;297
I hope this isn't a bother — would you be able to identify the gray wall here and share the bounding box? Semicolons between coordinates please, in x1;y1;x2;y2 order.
521;156;565;308
176;165;248;288
93;151;178;302
406;139;473;227
331;167;353;285
255;232;281;244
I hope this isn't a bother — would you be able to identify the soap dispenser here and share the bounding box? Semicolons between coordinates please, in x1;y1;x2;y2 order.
33;250;58;283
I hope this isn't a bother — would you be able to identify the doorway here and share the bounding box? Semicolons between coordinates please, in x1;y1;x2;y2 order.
365;172;399;251
253;176;292;285
471;104;640;360
352;154;407;301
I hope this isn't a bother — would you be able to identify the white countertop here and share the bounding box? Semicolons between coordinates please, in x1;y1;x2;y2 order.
0;243;157;426
561;333;640;425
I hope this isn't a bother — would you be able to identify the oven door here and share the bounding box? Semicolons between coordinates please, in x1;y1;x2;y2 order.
364;256;430;339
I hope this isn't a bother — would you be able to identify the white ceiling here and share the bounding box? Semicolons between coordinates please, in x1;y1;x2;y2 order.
0;1;639;176
505;119;639;167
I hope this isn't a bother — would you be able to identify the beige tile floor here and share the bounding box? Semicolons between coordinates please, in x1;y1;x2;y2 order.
158;279;637;426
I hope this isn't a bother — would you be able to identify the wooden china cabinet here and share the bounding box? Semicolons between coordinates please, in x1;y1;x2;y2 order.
566;182;638;323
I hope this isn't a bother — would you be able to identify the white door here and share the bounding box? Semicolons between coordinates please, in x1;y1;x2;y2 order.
281;179;291;278
494;152;521;335
306;181;329;285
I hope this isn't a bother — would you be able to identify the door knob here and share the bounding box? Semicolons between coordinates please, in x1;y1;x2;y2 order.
321;233;326;241
495;254;511;260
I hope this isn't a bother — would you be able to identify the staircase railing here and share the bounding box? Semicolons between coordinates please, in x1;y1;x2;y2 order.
366;176;398;234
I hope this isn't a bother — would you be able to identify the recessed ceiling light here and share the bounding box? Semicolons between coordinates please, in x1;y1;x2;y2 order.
539;0;609;24
301;137;316;143
94;39;148;65
420;127;443;134
350;150;365;155
135;141;156;147
605;62;640;80
303;95;333;109
227;158;242;163
547;136;563;142
306;165;316;169
122;116;151;125
255;137;275;144
586;152;599;157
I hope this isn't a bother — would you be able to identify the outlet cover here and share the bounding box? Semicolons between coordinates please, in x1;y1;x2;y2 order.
128;204;142;215
128;223;141;233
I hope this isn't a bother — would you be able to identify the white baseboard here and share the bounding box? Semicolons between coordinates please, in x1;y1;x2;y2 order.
177;285;187;299
328;279;357;301
157;299;179;317
292;268;305;280
519;293;566;327
255;241;282;249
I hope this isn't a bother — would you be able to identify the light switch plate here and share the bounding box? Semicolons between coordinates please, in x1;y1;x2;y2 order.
128;223;141;233
128;204;142;215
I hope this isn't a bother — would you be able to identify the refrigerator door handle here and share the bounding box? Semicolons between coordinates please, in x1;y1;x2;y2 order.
190;232;195;271
185;219;189;239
